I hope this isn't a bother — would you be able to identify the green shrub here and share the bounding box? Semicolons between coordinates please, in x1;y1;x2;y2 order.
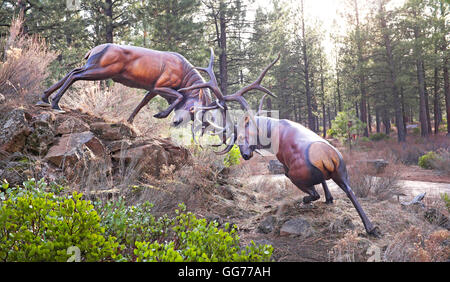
330;111;366;146
441;193;450;213
412;127;421;136
133;204;273;262
224;145;241;167
95;198;167;259
1;179;273;262
0;179;120;262
358;136;370;143
369;133;389;141
418;151;438;169
327;128;337;138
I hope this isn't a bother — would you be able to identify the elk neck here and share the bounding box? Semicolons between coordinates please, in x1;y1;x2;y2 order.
173;53;212;106
253;116;279;152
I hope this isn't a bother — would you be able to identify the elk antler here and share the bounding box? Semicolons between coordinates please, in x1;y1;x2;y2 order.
179;49;279;154
257;94;268;116
179;49;279;111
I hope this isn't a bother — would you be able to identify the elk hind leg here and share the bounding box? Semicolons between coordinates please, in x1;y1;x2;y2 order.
321;181;333;204
38;67;85;105
333;173;379;236
50;66;119;111
299;185;320;204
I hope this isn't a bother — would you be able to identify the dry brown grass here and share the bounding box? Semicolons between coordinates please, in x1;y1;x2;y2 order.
348;162;402;200
384;226;450;262
0;16;57;104
60;81;168;137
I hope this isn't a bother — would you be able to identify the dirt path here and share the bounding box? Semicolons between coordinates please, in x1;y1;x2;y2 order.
246;175;450;198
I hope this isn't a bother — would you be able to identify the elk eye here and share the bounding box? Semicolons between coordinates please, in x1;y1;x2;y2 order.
189;107;195;113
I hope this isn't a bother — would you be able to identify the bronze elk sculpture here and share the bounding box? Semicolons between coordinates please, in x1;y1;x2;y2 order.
36;43;215;127
184;55;380;236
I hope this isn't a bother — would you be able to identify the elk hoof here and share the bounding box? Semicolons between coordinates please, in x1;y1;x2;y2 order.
153;112;168;119
51;106;66;114
36;100;51;107
368;226;382;238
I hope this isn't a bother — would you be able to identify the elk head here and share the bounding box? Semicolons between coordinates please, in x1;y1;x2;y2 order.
179;49;280;154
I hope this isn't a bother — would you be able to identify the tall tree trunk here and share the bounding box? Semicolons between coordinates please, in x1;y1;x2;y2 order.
423;66;432;134
379;0;406;142
412;19;429;137
354;0;368;137
105;0;114;43
327;106;332;132
433;53;440;134
218;4;228;95
367;101;372;133
301;0;314;131
400;87;407;135
444;58;450;136
336;64;342;112
375;107;381;133
441;2;450;135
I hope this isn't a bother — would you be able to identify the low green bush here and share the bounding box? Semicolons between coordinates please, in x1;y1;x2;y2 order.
223;145;241;167
133;204;273;262
441;193;450;213
1;179;273;262
327;128;337;138
369;133;389;141
418;151;438;169
0;179;120;262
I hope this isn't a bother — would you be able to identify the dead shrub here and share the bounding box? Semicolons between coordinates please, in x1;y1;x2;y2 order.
348;160;401;200
348;163;376;198
0;16;57;103
60;81;168;137
429;148;450;174
328;231;370;262
384;226;450;262
372;170;402;201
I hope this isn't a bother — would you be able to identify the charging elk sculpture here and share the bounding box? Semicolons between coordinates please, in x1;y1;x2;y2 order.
36;43;214;126
184;55;380;236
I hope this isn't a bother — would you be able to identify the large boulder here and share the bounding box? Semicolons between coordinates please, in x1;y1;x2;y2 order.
55;116;90;135
25;114;55;155
268;160;285;175
0;108;32;153
280;217;313;237
45;131;109;168
90;122;136;141
111;138;190;177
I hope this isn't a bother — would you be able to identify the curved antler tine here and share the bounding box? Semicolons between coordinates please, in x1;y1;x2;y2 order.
255;53;280;84
178;82;212;93
191;122;198;145
221;54;278;117
257;94;268;116
213;133;237;155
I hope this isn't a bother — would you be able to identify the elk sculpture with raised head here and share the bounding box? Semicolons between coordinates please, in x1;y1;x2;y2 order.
183;52;380;236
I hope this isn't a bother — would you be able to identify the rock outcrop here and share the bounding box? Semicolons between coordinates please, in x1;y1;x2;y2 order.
0;106;191;186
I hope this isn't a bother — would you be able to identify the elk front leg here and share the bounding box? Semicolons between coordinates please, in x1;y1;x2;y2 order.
152;88;184;119
127;91;157;123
